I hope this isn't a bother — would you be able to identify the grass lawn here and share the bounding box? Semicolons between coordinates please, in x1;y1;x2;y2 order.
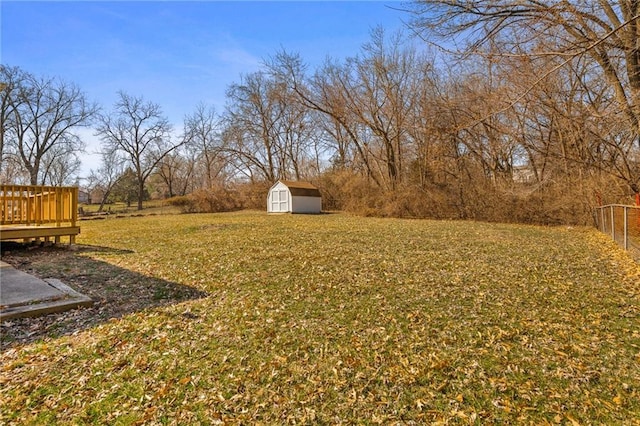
1;211;639;424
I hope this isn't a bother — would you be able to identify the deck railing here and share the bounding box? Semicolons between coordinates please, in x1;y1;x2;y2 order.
1;185;78;227
595;204;640;259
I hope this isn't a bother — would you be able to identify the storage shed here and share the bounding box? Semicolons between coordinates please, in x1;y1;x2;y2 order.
267;180;322;214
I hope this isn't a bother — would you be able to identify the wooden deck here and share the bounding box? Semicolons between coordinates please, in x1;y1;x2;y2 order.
0;185;80;244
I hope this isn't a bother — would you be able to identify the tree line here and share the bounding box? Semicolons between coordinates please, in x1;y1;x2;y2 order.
1;1;638;224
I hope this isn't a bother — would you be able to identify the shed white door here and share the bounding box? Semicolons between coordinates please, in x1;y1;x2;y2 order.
271;189;289;212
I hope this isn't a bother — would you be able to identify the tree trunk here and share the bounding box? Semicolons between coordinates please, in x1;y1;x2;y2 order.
137;180;144;210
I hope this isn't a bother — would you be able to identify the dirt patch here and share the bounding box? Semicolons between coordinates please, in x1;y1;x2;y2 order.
0;244;206;350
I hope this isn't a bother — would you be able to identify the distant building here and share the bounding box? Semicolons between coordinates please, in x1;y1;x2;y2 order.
513;165;536;184
267;180;322;214
78;189;91;204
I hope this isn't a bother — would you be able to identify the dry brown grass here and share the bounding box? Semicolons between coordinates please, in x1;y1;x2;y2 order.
1;211;639;424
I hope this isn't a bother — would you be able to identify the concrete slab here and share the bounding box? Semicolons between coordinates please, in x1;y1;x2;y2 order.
0;262;66;306
0;261;93;321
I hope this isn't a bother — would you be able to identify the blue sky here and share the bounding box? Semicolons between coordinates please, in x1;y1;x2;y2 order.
1;1;409;174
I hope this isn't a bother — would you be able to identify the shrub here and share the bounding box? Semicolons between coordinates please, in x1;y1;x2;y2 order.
234;181;272;210
315;169;626;225
166;187;242;213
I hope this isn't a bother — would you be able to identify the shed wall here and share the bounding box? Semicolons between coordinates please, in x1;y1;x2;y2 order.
291;196;322;214
267;182;291;213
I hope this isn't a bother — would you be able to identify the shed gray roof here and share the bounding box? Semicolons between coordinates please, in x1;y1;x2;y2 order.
278;180;321;197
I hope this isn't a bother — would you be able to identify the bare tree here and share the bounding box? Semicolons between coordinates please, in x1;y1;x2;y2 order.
0;68;28;184
447;59;518;185
0;65;98;185
272;30;435;189
183;103;225;188
270;51;382;186
96;92;181;210
223;71;315;182
407;0;640;194
349;27;429;189
155;150;195;198
86;148;126;212
40;143;83;186
0;66;28;179
223;72;279;182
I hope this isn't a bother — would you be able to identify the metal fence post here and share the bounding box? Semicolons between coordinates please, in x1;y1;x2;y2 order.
623;206;628;250
610;206;615;241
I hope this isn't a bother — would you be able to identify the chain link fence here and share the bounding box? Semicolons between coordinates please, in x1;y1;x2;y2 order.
595;204;640;260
